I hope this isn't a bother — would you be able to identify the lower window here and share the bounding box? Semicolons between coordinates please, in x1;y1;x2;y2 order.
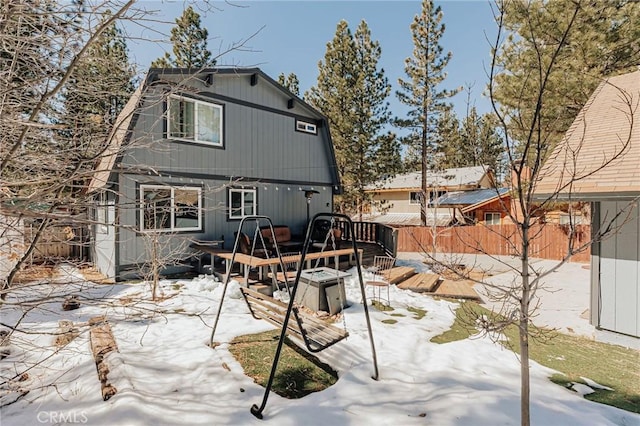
484;212;501;225
140;185;202;232
229;188;256;219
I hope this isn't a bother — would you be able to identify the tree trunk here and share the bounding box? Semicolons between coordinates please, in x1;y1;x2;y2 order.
421;122;428;227
152;235;159;301
520;224;531;426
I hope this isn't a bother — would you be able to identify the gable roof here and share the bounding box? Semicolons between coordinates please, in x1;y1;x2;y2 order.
87;67;340;193
369;165;490;192
536;70;640;199
360;209;460;227
87;84;143;193
433;187;510;210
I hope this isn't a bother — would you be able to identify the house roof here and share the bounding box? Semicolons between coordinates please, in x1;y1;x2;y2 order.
536;70;640;199
368;165;490;192
433;187;510;209
86;67;341;194
87;84;143;194
360;208;460;227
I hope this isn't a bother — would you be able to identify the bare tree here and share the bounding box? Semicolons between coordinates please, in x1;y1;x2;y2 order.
0;0;260;408
411;1;638;425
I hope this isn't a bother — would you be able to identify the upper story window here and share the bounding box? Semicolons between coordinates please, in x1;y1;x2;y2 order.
410;191;422;204
229;188;256;219
296;119;317;135
140;185;202;232
168;95;223;146
484;212;501;225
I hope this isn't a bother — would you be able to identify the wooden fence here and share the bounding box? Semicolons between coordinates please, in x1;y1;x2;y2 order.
396;224;591;262
1;214;24;281
24;223;89;263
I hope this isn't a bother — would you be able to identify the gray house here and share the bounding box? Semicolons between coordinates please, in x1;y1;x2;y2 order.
537;70;639;348
87;68;340;281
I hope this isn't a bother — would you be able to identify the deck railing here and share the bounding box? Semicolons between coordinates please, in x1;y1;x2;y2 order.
340;221;398;257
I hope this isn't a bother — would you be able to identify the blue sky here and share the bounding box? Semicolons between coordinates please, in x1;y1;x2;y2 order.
129;1;498;119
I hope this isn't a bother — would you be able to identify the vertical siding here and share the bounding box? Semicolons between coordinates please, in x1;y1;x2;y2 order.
599;201;640;338
115;173;333;271
122;87;333;184
111;70;338;278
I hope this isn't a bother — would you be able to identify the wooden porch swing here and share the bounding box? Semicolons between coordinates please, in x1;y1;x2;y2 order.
209;213;379;419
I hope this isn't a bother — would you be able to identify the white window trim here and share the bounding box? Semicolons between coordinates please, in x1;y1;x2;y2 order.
409;191;422;204
484;212;501;225
140;184;202;233
168;95;223;146
96;192;109;234
296;119;317;135
228;188;257;219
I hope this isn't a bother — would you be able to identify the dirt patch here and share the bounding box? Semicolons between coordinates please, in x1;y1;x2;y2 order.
12;265;60;283
79;266;114;284
54;320;79;348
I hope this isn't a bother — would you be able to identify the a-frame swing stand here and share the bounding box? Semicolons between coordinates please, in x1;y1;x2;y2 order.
209;213;379;419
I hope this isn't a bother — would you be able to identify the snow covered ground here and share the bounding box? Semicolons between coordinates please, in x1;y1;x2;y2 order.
1;260;637;426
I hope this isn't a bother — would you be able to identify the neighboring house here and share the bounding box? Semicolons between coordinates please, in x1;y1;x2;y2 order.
363;166;496;226
87;68;340;280
536;69;640;348
432;187;511;225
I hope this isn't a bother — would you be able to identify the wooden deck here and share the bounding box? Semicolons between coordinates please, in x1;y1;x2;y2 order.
210;240;480;301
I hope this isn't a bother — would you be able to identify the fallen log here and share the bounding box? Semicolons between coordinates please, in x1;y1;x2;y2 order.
89;316;118;401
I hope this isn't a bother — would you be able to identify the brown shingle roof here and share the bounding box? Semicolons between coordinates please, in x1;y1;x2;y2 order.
536;70;640;198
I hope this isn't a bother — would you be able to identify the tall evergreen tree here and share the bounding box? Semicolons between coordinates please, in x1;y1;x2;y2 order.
151;6;213;68
396;0;459;225
437;106;505;179
493;0;640;160
376;131;404;177
277;72;300;96
467;111;505;179
435;106;463;169
307;20;397;218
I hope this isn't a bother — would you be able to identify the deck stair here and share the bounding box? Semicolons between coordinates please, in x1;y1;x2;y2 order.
392;270;482;301
428;279;481;300
397;273;441;293
385;266;416;284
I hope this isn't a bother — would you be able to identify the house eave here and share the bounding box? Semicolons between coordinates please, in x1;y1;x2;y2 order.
534;190;640;202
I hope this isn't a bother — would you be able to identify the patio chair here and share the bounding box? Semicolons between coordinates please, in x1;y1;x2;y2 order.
365;255;396;306
236;232;270;258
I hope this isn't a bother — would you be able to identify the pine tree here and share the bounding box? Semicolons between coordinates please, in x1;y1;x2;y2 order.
435;106;463;169
307;20;396;218
436;106;505;178
277;72;300;96
493;0;640;160
151;6;213;68
470;112;505;179
396;0;459;225
376;132;403;177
